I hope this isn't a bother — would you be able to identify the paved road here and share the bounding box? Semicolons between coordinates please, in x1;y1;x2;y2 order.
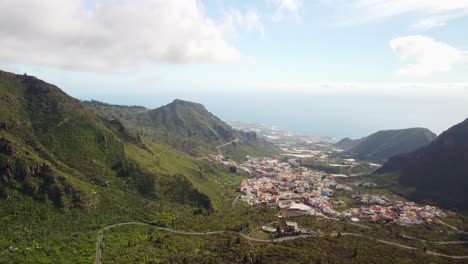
441;222;468;235
324;216;372;230
95;222;468;263
341;233;468;259
400;234;468;245
95;222;153;264
232;194;241;207
215;138;239;157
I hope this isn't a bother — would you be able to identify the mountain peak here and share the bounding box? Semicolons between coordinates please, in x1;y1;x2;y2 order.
170;99;204;107
376;117;468;209
337;127;436;162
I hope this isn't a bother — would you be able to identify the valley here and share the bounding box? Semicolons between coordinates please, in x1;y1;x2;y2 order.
0;71;467;263
2;2;468;263
94;122;468;263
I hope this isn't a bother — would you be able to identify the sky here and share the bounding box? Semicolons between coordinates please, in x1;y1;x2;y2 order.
1;0;468;138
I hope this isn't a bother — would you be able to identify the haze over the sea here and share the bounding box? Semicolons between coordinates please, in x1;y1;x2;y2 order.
77;91;468;139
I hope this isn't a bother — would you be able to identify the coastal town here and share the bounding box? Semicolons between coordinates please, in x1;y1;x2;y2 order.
210;123;459;238
233;156;452;229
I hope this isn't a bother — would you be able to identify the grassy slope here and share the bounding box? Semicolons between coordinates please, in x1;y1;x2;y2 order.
84;100;281;159
0;141;248;263
346;128;436;162
2;71;462;263
100;223;465;264
0;71;252;263
222;138;281;161
0;71;128;209
377;118;468;210
0;136;249;263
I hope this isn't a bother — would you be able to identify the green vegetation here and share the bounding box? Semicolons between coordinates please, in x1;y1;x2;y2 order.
1;70;467;263
101;225;254;264
336;128;436;162
377;118;468;210
0;70;279;263
301;159;375;175
98;221;466;264
84;100;280;159
222;133;281;161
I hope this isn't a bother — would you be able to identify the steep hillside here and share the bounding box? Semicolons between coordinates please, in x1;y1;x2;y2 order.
376;118;468;209
144;99;235;143
338;128;436;162
0;71;270;263
0;71;236;211
0;71;129;209
334;137;362;151
222;130;281;160
84;100;280;159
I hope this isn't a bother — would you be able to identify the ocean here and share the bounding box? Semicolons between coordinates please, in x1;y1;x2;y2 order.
78;92;468;139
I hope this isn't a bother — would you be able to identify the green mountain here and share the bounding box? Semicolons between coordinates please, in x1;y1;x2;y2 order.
336;128;436;162
1;70;465;263
84;99;280;159
136;99;235;143
334;137;362;151
0;70;245;211
0;70;128;209
376;118;468;209
0;70;264;262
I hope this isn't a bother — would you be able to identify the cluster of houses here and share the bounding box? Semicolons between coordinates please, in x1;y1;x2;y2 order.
355;202;453;225
352;194;392;205
239;157;354;218
238;157;454;227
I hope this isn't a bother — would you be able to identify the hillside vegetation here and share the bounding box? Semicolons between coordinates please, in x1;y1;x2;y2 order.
84;99;280;159
335;128;436;162
377;118;468;209
0;70;259;262
2;70;464;263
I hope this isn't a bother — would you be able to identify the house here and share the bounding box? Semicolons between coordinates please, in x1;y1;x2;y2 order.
284;221;298;233
280;203;315;218
262;226;277;233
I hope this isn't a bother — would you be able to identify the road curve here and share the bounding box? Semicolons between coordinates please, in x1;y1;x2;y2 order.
399;234;468;245
95;222;468;263
215;138;239;157
441;222;468;235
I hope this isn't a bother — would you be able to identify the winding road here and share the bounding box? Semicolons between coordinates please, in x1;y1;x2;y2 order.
95;222;468;263
399;234;468;245
216;138;239;157
441;222;468;235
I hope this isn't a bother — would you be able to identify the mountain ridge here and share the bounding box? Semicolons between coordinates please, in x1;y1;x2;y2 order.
0;70;246;211
335;127;436;162
84;99;280;159
376;118;468;209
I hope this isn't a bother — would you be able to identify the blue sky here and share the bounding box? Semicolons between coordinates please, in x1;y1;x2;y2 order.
1;0;468;137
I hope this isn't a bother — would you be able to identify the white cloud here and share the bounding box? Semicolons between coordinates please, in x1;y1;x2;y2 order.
267;0;302;22
222;9;264;37
389;35;466;77
410;18;447;31
274;0;302;12
0;0;260;71
326;0;468;30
